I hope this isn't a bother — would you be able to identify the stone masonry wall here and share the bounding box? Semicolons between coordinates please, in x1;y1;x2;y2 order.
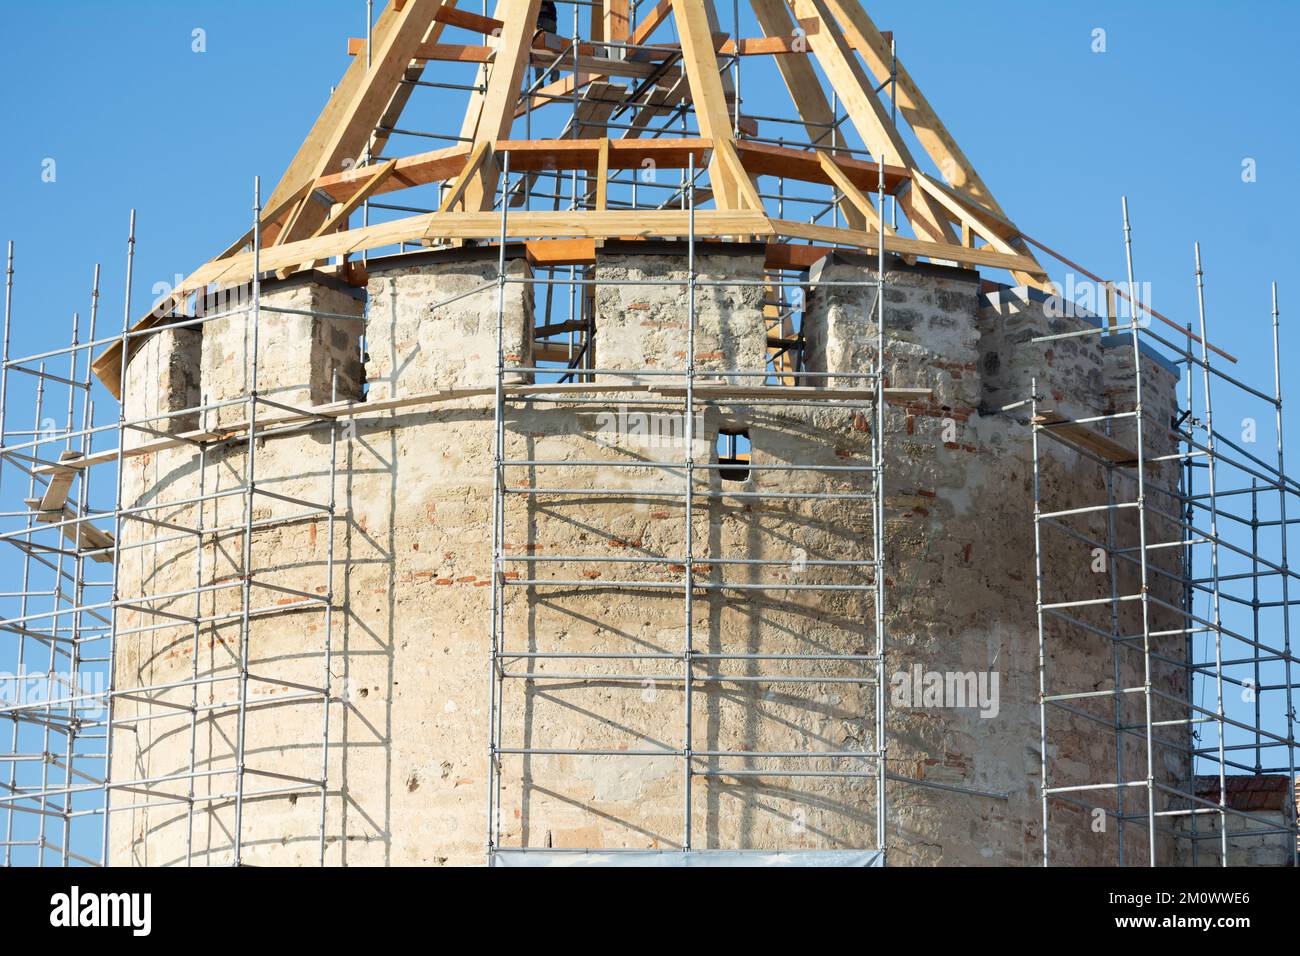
109;246;1198;866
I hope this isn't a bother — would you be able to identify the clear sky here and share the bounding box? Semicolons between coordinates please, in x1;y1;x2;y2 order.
0;1;1297;862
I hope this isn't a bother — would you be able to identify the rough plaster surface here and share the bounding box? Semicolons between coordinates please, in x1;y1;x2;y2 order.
107;248;1221;866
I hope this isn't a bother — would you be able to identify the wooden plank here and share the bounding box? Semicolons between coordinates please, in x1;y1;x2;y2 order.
36;453;81;512
1034;411;1138;467
528;47;683;81
26;498;115;563
176;210;772;291
623;77;688;138
719;35;815;55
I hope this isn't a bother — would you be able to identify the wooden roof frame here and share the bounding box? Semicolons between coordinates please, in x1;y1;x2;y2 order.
93;0;1052;395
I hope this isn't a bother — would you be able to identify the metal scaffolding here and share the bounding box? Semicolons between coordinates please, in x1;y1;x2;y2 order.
485;150;893;863
1029;201;1300;867
0;188;344;866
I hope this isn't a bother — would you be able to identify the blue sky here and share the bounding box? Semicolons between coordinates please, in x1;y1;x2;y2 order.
0;1;1297;862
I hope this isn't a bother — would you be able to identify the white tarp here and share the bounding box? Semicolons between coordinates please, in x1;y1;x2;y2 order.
490;849;884;867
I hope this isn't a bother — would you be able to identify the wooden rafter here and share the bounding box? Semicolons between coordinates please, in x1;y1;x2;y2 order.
748;0;865;230
785;0;955;245
818;0;1046;285
273;0;449;246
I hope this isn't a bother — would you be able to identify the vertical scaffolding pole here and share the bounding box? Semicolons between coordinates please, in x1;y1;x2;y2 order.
1271;282;1299;867
231;178;263;866
1105;465;1126;865
320;371;340;866
1;241;15;866
486;150;511;860
1031;377;1050;865
1193;242;1229;864
874;156;888;860
100;209;137;867
682;152;697;851
1121;197;1158;865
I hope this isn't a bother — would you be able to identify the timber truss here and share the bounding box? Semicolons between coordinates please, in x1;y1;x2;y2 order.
93;0;1051;395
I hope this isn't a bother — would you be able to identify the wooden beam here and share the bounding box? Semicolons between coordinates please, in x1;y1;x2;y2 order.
180;210;772;292
525;239;598;266
911;170;1025;261
461;0;543;211
630;0;673;46
595;138;610;210
718;34;815;55
496;137;712;171
315;144;469;202
671;0;744;209
281;159;400;278
314;160;398;237
349;38;493;60
748;0;854;231
771;218;1044;274
438;142;493;213
604;0;630;43
735;140;908;193
713;139;764;212
765;241;833;271
816;151;894;236
434;4;502;32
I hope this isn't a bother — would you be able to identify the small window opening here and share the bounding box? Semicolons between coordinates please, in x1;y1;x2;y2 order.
717;428;751;482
